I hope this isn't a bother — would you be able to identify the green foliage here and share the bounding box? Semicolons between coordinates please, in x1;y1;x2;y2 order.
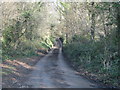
60;2;70;10
64;34;120;87
2;2;120;87
3;25;15;45
2;3;47;61
22;11;31;19
41;37;54;49
59;2;71;14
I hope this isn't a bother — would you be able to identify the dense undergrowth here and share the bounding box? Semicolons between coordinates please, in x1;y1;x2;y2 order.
1;2;55;61
2;37;54;61
1;2;120;88
63;35;120;87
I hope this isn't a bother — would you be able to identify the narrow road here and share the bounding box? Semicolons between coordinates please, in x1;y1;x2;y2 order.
25;40;100;88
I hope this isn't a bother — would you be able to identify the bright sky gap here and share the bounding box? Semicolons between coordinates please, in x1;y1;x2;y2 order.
0;0;119;2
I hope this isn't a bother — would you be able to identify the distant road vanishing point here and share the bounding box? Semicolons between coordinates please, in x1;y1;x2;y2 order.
25;39;100;88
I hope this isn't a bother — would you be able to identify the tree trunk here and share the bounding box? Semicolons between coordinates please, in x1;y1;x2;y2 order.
90;2;95;41
116;5;120;58
115;3;120;75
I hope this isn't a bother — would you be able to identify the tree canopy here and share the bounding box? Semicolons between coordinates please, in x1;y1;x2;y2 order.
1;1;120;87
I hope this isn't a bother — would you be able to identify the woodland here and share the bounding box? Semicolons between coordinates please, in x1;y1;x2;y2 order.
1;2;120;87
